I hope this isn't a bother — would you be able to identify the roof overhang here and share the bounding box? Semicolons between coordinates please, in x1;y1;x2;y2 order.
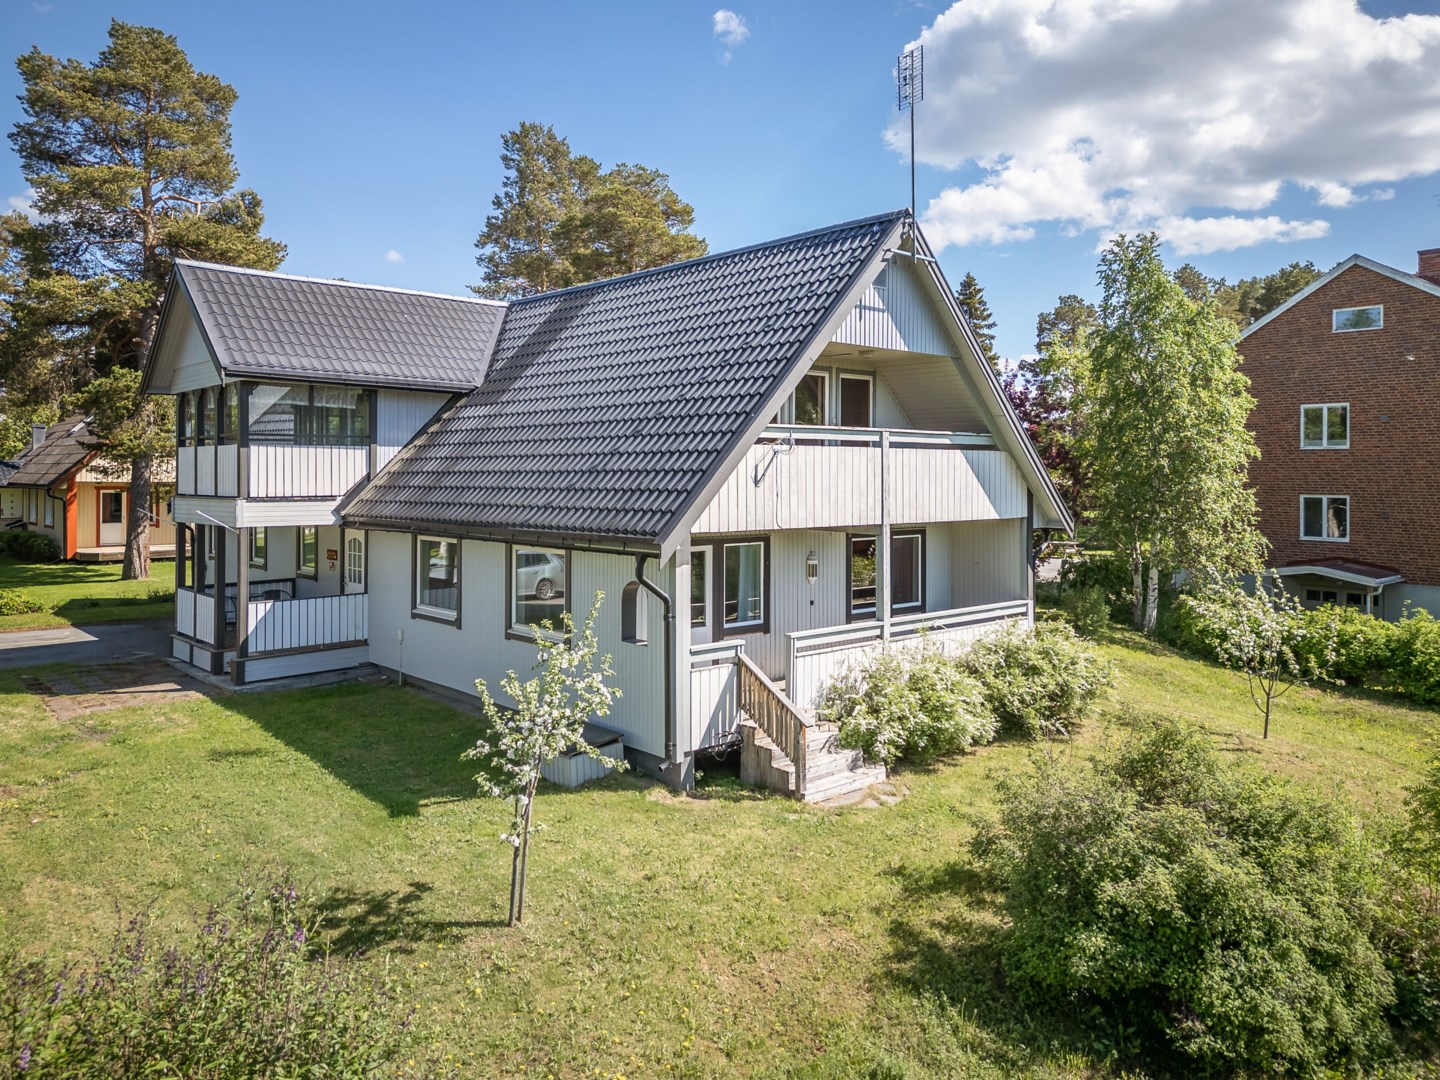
1242;254;1440;340
1273;562;1404;589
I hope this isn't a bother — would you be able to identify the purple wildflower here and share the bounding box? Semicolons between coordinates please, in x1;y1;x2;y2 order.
49;980;63;1004
18;1044;31;1071
293;926;306;945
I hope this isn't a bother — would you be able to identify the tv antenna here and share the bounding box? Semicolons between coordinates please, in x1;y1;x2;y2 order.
897;45;924;234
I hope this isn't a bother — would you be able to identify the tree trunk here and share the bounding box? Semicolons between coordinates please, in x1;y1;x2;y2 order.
1144;558;1161;635
515;788;535;924
1130;544;1145;629
507;830;523;927
123;454;153;581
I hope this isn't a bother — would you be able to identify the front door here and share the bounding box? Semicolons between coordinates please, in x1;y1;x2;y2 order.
99;490;126;546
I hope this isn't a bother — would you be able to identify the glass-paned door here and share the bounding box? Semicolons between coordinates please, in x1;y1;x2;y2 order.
99;490;126;546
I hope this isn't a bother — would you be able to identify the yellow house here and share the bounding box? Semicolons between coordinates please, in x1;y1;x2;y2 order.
3;415;175;561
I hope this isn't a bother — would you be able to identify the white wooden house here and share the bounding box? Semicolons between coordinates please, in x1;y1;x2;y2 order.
142;212;1070;798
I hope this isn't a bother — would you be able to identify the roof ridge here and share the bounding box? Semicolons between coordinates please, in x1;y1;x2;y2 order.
508;208;912;306
174;260;509;309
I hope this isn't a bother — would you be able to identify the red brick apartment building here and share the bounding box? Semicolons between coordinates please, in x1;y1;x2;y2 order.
1239;247;1440;618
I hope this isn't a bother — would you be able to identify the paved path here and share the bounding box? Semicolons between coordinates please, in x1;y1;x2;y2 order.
0;622;172;670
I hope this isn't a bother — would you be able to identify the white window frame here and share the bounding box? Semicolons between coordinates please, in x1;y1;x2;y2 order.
249;527;268;569
721;539;767;632
1299;403;1349;449
508;545;568;641
690;546;710;629
414;535;459;621
345;534;364;589
838;373;875;428
1332;305;1383;333
789;369;830;426
1300;495;1349;542
43;493;54;528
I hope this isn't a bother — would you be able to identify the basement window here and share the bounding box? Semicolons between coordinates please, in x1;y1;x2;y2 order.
1301;495;1349;542
1300;403;1348;449
1332;305;1382;332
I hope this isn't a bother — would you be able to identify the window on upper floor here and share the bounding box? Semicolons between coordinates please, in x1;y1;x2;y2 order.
249;384;370;447
1333;305;1382;332
221;384;239;445
1301;495;1349;541
1301;403;1348;448
792;371;828;426
839;374;873;427
199;388;218;444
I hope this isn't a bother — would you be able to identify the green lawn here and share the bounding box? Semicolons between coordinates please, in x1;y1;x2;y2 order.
0;632;1435;1077
0;554;174;630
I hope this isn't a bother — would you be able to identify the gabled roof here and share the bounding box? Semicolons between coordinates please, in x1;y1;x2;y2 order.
1275;558;1404;589
342;211;911;544
6;415;94;488
167;260;508;392
1241;254;1440;340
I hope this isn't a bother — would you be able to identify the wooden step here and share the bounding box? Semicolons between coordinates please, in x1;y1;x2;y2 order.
801;764;888;804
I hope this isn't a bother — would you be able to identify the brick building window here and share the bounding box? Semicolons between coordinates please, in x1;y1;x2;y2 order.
1332;305;1382;332
1300;403;1348;448
1301;495;1349;541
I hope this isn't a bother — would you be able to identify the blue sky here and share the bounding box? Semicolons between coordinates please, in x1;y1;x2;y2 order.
3;0;1439;361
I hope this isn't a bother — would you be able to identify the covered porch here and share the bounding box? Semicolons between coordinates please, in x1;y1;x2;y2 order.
171;520;369;683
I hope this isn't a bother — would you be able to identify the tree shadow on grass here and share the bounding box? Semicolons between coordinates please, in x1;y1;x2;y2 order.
313;881;503;955
220;684;486;818
878;859;1106;1074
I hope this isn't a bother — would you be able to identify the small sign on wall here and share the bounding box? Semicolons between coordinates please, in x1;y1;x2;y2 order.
326;549;339;560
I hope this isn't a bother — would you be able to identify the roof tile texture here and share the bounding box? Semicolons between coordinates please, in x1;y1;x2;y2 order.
344;212;902;541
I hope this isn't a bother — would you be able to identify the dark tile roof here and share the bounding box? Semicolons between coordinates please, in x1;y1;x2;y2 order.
6;415;94;487
175;261;508;392
342;211;905;542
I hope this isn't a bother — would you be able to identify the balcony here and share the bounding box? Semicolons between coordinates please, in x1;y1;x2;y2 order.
692;425;1025;534
176;585;367;654
177;442;367;500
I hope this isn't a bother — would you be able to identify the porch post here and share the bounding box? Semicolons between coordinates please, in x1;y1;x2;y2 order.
174;524;185;594
672;550;693;774
879;429;892;641
233;526;251;685
211;524;227;675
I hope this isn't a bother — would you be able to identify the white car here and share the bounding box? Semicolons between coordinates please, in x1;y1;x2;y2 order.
515;551;565;600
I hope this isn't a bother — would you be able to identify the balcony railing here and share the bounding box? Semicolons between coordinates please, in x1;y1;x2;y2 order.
246;593;368;653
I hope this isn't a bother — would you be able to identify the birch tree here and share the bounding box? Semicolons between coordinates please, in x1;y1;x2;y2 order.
464;594;623;926
1081;233;1264;632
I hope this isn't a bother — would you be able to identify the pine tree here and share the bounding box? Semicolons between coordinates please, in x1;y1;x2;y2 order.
953;272;1000;372
3;20;284;577
474;125;707;298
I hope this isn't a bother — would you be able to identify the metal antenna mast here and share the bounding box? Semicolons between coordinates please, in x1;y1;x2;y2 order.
897;45;924;233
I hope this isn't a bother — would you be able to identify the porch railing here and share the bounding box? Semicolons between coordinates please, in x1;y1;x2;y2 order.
785;598;1031;711
736;653;814;795
690;639;745;751
176;587;219;646
245;593;368;654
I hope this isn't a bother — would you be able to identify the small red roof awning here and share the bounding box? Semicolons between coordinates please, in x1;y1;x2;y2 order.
1275;559;1404;589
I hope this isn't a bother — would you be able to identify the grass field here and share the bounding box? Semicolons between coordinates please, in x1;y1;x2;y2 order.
0;629;1435;1077
0;554;173;630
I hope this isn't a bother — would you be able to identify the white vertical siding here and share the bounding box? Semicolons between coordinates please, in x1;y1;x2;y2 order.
690;650;741;750
376;391;450;471
949;519;1029;606
249;445;368;498
692;444;1025;534
831;257;955;356
365;533;670;759
178;444;237;497
246;594;368;652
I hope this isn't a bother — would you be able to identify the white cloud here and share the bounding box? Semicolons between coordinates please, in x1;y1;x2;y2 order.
893;0;1440;255
6;190;39;223
384;249;404;264
713;9;749;63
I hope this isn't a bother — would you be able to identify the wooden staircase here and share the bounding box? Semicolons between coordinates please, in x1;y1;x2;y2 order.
735;654;886;803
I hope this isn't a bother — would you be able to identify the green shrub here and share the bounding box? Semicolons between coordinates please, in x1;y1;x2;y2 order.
974;716;1396;1074
961;621;1112;738
1387;610;1440;705
820;644;996;767
3;530;59;563
0;876;415;1077
0;590;45;616
1378;752;1440;1034
1058;551;1134;619
1059;584;1108;638
1292;604;1396;685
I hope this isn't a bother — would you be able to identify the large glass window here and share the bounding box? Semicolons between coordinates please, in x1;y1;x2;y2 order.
849;531;925;618
178;393;194;446
220;384;240;444
690;549;708;627
792;372;828;426
298;526;318;578
723;541;765;630
249;384;369;446
199;388;217;444
1332;305;1382;332
839;375;873;427
1301;496;1349;541
511;546;567;634
1301;404;1348;448
416;536;458;617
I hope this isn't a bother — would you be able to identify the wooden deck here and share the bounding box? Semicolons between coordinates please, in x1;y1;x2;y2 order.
74;545;177;563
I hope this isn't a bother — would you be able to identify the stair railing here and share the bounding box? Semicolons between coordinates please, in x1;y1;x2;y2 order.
736;653;814;796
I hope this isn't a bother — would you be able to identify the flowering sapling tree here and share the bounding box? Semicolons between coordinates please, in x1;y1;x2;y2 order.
1187;579;1336;739
464;592;622;926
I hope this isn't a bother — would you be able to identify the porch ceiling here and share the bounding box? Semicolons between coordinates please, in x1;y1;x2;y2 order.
816;343;991;434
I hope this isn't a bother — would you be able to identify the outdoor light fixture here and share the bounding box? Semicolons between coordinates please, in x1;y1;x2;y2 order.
806;550;819;585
